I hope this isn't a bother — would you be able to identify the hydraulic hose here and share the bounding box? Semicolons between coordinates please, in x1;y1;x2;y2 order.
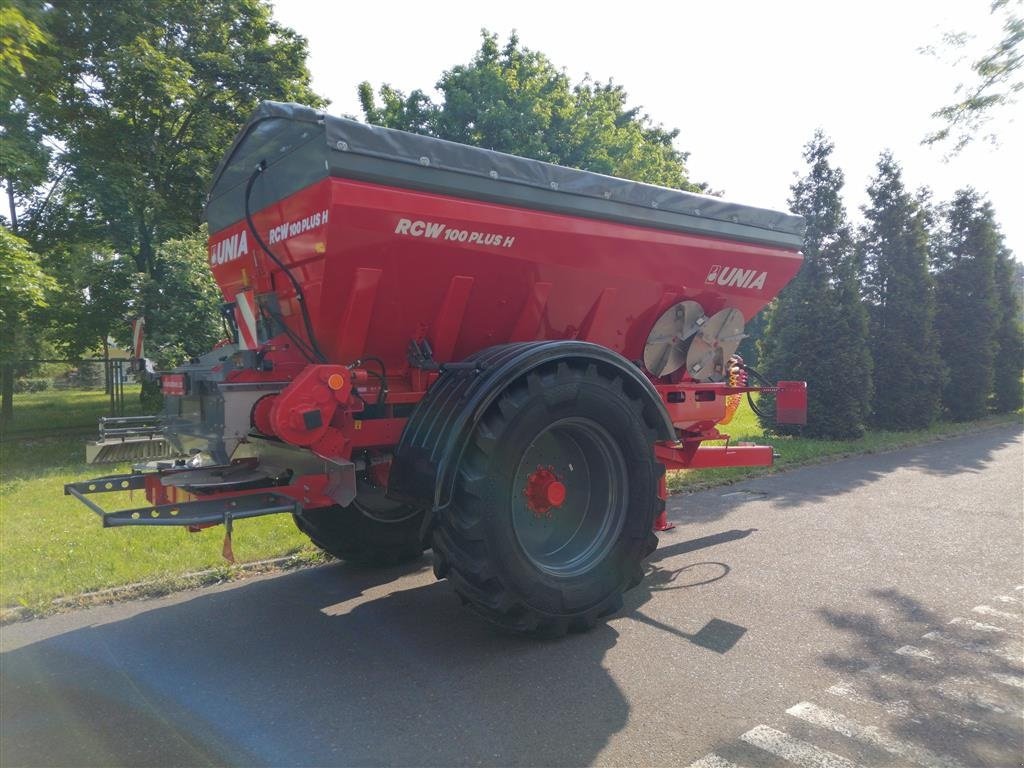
244;162;327;363
352;356;388;405
258;303;317;363
740;363;772;421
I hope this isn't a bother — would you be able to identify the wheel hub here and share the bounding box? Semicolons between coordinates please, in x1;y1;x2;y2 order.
510;417;628;578
523;465;567;517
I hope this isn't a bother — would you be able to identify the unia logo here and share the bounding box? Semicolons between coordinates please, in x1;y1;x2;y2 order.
705;264;768;291
209;230;249;266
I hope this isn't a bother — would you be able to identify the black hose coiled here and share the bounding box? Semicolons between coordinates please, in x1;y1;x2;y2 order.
243;162;327;363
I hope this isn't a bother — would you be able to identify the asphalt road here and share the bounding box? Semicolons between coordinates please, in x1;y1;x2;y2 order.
2;425;1022;767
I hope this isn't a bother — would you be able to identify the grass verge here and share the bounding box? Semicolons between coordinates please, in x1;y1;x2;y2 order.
1;388;147;438
666;406;1022;493
1;427;319;619
1;392;1020;621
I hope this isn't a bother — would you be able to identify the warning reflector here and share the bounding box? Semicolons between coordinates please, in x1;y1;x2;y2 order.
131;317;145;360
234;290;259;350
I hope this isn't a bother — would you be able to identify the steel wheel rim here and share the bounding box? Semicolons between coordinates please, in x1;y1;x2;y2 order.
511;417;628;577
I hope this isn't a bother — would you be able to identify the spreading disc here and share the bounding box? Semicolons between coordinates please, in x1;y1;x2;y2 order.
685;307;746;382
643;301;706;377
160;463;270;490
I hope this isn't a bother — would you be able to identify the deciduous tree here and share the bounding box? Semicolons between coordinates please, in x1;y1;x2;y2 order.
45;250;136;362
923;0;1022;153
359;31;702;191
2;0;325;392
138;227;223;369
0;226;55;425
16;0;324;274
0;0;50;235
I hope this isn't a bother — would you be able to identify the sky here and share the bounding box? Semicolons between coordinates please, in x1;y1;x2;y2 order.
272;0;1022;257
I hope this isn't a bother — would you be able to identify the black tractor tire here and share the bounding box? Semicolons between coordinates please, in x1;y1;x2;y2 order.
294;501;426;567
431;360;663;637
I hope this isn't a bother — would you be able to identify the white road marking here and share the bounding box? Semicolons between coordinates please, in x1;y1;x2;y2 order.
827;681;910;717
686;755;745;768
688;588;1023;768
972;605;1021;623
895;645;937;661
932;683;1023;716
740;724;861;768
859;665;1021;716
894;644;1023;684
949;617;1006;633
786;701;966;768
827;680;984;730
834;664;1021;716
922;630;1024;663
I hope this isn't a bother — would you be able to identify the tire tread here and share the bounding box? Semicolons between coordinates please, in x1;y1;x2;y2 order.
432;359;660;637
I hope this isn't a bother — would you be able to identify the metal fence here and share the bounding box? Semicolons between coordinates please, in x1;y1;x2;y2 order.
1;358;148;440
5;358;135;415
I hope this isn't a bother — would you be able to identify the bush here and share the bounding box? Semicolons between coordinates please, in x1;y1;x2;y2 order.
14;378;51;393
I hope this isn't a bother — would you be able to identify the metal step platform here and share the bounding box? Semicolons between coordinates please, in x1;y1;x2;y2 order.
85;415;176;464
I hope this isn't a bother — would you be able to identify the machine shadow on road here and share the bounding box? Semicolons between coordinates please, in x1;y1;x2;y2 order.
618;528;754;653
805;588;1024;767
0;525;756;768
669;425;1021;525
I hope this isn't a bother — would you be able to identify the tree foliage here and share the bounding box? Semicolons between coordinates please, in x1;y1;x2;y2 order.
45;249;136;360
924;0;1023;153
0;1;46;88
759;132;872;439
991;245;1024;412
0;1;50;234
1;0;324;369
0;225;55;424
0;226;53;355
858;152;944;429
933;189;1001;420
359;31;702;191
0;98;51;233
15;0;324;274
138;227;224;369
736;309;767;371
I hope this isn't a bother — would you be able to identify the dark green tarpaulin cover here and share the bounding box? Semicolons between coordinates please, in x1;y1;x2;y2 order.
207;101;805;249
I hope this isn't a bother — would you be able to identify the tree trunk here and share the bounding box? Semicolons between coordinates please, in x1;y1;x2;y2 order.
136;208;154;274
5;179;19;235
1;364;13;428
140;377;163;413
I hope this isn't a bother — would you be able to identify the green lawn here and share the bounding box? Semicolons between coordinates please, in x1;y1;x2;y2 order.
1;388;145;438
1;390;316;613
0;435;315;612
1;389;1019;615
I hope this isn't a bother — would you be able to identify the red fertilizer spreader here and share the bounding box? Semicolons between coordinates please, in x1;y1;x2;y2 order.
67;102;806;635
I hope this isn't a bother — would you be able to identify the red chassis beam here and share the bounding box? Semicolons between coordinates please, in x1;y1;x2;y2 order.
68;371;805;530
652;378;806;471
655;443;775;471
63;460;343;530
